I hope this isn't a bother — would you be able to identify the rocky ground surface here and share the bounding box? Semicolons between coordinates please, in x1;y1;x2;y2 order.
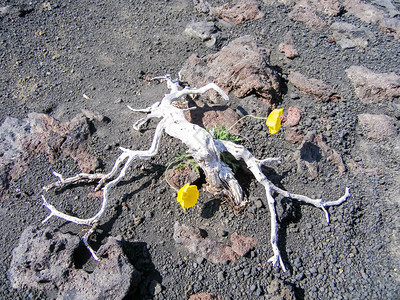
1;0;400;299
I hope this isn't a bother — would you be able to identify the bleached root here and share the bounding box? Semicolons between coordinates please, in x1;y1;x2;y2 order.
40;79;236;260
41;120;167;260
216;140;351;272
40;77;350;270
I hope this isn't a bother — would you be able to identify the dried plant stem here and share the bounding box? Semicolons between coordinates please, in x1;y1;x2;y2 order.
41;76;350;270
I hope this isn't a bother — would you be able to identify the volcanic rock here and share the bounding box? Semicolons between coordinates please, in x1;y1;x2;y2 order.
180;36;281;107
8;226;140;299
357;114;397;142
212;0;264;25
288;72;335;102
346;66;400;103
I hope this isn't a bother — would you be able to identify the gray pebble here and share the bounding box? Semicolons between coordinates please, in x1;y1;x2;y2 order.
295;272;305;280
217;271;225;282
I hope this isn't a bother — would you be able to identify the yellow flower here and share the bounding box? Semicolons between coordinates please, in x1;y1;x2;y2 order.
266;108;283;134
177;183;199;210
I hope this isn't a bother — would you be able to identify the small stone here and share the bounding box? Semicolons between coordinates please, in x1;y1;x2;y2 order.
288;4;328;30
344;0;385;24
279;31;298;59
293;257;302;268
217;271;225;281
193;282;202;293
254;199;263;208
196;257;205;265
266;280;279;294
330;22;371;49
134;216;143;226
184;21;216;41
288;71;335;102
230;232;258;256
295;272;305;280
284;107;301;127
149;280;162;296
357;114;397;141
212;0;264;25
189;292;222;300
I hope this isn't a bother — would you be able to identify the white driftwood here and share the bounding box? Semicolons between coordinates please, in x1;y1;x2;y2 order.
41;76;350;270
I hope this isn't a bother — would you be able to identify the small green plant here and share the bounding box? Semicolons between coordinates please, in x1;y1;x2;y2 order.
172;152;200;173
209;125;242;142
221;152;240;173
206;125;241;172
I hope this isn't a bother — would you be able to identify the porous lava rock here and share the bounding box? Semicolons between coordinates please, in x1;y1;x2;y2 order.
212;0;264;25
184;101;241;134
295;132;345;179
189;292;222;300
288;72;336;102
278;31;299;59
8;226;140;300
357;114;397;142
173;222;257;264
180;35;281;107
346;66;400;103
284;107;301;127
0;111;103;200
166;166;201;190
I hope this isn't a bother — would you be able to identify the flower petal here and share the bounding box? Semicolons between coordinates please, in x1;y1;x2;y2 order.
177;183;199;210
266;108;283;134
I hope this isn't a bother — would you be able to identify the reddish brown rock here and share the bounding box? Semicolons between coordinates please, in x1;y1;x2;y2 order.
23;112;102;172
295;133;345;179
279;43;298;59
344;0;385;24
357;114;397;142
346;66;400;103
184;102;241;134
288;72;335;102
308;0;342;16
180;36;281;107
173;222;257;263
284;107;301;127
212;0;264;25
343;0;400;40
173;222;238;264
230;232;257;256
347;158;382;176
190;292;221;300
0;111;103;200
278;31;298;59
285;127;304;144
288;5;328;30
286;0;343;29
166;166;201;190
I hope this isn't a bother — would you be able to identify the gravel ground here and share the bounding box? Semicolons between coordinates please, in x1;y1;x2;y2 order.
0;0;399;299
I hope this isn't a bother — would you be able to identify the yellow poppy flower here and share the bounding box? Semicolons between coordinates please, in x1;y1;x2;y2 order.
266;108;283;134
177;183;199;210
